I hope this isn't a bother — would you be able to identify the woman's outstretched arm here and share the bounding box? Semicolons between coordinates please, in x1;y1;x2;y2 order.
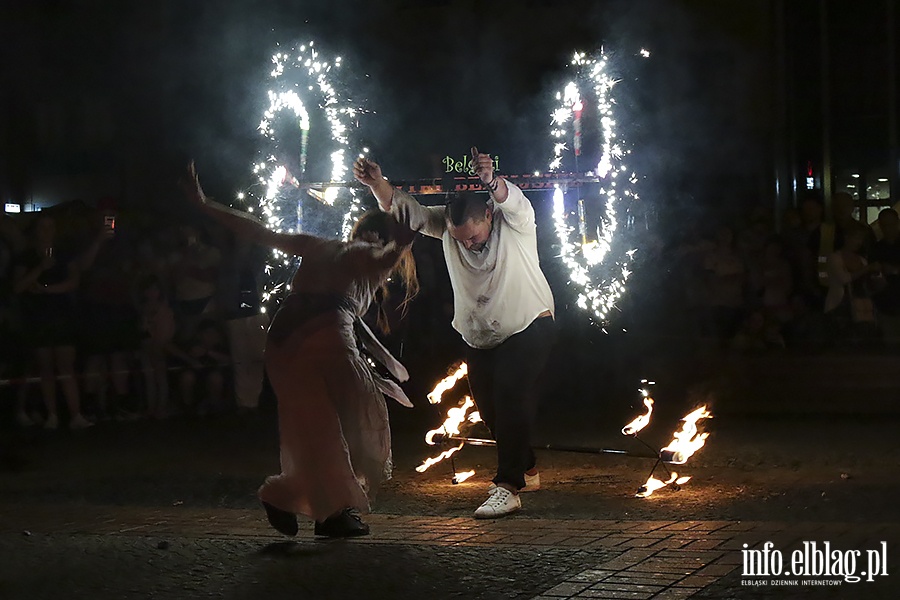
184;162;322;256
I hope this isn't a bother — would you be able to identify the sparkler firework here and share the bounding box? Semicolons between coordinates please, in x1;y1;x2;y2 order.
548;50;643;325
237;41;366;310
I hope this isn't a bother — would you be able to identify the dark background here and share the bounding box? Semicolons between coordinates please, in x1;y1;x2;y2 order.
0;0;774;221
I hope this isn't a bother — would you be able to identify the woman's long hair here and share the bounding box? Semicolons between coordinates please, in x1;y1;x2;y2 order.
351;210;419;333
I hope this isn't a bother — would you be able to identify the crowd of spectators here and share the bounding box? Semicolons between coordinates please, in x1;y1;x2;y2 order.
0;200;459;433
666;191;900;354
4;189;899;431
0;204;271;431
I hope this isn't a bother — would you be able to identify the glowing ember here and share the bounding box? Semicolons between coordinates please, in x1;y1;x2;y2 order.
427;363;468;405
660;406;712;465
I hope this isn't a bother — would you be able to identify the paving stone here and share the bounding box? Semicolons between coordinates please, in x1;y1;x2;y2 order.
575;587;656;599
566;569;616;583
0;533;615;600
542;582;593;597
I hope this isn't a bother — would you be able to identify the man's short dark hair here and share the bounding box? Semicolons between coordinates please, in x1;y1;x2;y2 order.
445;192;489;227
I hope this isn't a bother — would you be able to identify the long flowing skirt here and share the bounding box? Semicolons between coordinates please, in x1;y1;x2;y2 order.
258;313;391;522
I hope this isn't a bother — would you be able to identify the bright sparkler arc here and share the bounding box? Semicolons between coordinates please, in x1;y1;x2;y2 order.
549;49;641;325
240;40;366;309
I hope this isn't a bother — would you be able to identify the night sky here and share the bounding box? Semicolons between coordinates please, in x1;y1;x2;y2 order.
2;0;772;216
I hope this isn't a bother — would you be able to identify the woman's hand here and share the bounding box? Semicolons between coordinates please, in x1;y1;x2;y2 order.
391;218;417;247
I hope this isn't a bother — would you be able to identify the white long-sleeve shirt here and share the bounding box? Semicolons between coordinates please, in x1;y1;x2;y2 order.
388;181;554;349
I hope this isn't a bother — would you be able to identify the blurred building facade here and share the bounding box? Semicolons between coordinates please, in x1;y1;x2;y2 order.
775;0;900;224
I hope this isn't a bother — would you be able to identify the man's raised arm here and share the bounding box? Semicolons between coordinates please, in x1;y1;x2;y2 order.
354;157;445;239
353;157;395;211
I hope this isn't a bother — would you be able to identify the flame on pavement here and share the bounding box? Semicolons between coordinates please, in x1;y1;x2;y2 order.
622;382;712;498
660;405;712;465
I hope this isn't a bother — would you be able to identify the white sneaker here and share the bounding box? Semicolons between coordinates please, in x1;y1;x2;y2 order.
44;413;58;430
16;411;33;428
474;485;521;519
69;414;94;430
523;471;541;492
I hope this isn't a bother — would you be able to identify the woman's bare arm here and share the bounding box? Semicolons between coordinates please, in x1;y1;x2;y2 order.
184;162;323;256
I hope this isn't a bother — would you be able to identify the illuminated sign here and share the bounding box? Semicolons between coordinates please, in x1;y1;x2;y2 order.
4;203;20;213
443;154;500;176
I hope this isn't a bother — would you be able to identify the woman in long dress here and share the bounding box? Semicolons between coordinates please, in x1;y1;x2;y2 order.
184;164;418;537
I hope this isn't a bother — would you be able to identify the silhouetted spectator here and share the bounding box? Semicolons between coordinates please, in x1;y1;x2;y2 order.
12;215;91;430
0;215;32;427
138;276;176;419
824;228;881;344
172;319;230;416
77;216;141;420
702;225;745;345
219;236;268;413
870;208;900;347
731;309;785;354
755;236;793;324
810;192;873;295
168;224;221;341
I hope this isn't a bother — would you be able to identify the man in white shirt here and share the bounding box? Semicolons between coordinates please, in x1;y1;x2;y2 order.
354;148;556;519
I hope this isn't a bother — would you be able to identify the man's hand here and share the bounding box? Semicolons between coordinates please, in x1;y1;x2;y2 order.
353;158;384;188
353;156;395;210
471;146;494;185
471;146;508;202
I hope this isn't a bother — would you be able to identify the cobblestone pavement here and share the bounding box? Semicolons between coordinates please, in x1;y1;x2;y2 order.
1;412;899;598
1;504;897;599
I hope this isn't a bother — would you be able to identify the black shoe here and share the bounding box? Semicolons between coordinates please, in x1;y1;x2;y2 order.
262;501;298;536
314;508;370;538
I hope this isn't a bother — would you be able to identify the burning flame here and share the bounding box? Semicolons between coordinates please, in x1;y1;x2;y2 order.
453;471;475;483
635;472;691;498
416;444;463;473
636;472;677;497
660;405;712;465
427;363;468;405
622;382;712;498
417;363;483;476
424;396;482;445
622;389;654;436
